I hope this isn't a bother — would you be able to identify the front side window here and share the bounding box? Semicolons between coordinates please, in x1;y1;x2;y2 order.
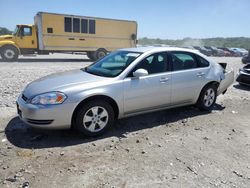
21;27;32;36
129;52;169;76
171;52;198;71
84;51;141;77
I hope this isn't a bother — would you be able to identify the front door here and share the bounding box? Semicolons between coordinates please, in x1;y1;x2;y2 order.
123;52;171;115
15;26;37;49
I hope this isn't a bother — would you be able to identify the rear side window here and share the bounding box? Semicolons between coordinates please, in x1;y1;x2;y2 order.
64;17;72;32
171;52;198;71
73;18;80;33
196;55;210;67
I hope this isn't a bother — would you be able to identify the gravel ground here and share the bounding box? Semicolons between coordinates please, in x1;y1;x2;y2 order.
0;54;250;188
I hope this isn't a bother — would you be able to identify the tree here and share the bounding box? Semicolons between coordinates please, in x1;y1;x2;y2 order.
0;27;13;35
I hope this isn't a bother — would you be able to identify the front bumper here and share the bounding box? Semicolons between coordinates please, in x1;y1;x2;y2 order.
16;95;76;129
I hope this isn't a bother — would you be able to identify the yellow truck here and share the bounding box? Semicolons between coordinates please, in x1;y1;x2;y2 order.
0;12;137;62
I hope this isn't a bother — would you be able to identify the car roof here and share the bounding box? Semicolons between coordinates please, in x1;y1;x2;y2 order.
119;46;199;54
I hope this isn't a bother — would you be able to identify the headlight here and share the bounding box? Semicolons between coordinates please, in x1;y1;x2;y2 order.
30;92;67;105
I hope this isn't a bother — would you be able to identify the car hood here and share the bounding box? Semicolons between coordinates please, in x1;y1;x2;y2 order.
0;34;14;41
23;69;109;98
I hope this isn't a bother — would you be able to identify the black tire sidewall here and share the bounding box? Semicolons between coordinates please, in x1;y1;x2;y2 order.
1;46;18;62
94;49;107;61
73;100;115;137
197;84;217;111
87;52;95;61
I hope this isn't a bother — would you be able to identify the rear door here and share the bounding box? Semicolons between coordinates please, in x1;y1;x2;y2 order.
170;51;210;105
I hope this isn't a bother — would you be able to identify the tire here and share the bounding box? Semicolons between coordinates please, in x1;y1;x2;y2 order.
73;100;115;137
0;45;19;62
87;51;95;61
196;84;217;111
93;48;107;61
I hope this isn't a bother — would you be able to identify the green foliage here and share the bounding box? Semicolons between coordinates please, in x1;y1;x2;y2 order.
138;37;250;49
0;27;13;35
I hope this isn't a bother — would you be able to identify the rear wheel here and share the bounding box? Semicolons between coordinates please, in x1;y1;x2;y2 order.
73;100;115;137
87;51;95;61
0;45;19;62
197;84;217;111
94;48;107;60
87;49;107;61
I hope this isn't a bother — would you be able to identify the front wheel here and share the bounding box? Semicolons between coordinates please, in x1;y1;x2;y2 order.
0;45;19;62
73;100;115;137
197;84;217;111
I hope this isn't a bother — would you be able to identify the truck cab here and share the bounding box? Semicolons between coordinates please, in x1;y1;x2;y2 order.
0;24;38;61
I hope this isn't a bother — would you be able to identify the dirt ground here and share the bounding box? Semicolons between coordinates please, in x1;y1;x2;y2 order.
0;54;249;188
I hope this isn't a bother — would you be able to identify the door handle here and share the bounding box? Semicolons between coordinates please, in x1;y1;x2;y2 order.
196;72;205;77
160;77;169;83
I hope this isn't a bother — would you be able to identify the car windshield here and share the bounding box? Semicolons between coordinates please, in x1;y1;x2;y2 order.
12;26;20;36
84;51;141;77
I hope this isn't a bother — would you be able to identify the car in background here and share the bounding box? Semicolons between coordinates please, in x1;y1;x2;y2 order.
16;47;234;136
242;50;250;64
230;48;248;57
193;46;213;56
239;48;249;56
236;64;250;86
204;46;225;56
217;47;233;57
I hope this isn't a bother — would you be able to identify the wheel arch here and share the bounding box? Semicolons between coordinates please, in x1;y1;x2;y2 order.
0;42;21;54
195;81;220;103
71;95;119;127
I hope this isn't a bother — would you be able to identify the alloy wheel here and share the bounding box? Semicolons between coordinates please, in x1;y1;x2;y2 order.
203;88;215;107
83;106;109;133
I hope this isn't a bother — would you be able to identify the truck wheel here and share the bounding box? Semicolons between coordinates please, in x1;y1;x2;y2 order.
1;45;19;62
94;48;107;61
87;51;95;61
73;100;115;137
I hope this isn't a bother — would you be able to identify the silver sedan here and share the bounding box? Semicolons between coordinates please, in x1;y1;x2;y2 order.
17;47;234;136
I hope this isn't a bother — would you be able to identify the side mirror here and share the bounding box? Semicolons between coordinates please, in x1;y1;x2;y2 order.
133;69;148;78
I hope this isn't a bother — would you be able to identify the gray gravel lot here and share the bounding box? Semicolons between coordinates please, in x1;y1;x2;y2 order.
0;54;250;188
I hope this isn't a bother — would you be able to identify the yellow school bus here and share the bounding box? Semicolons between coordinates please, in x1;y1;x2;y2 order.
0;12;137;61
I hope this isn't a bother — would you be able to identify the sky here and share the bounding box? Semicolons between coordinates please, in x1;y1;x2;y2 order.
0;0;250;39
